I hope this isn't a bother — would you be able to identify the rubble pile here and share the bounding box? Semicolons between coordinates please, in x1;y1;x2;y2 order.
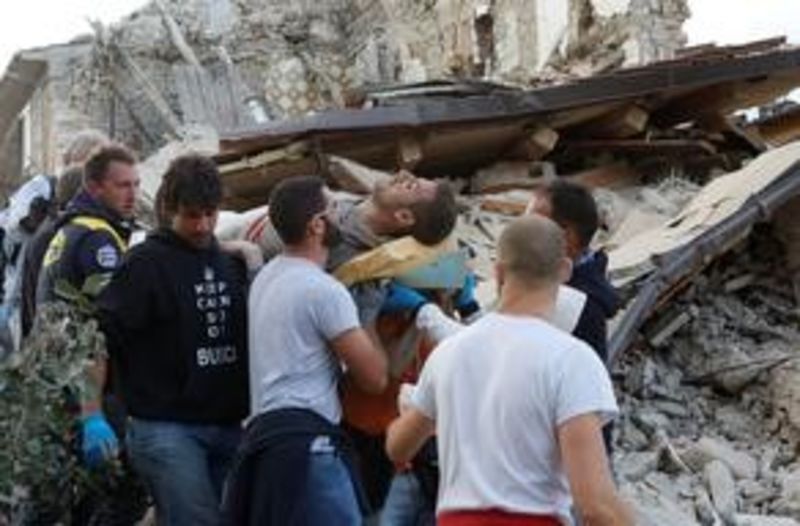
613;225;800;525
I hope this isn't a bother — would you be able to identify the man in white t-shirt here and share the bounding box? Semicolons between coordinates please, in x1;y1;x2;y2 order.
385;216;633;526
223;176;388;525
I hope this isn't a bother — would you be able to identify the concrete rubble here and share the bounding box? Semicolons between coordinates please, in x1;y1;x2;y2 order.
611;222;800;523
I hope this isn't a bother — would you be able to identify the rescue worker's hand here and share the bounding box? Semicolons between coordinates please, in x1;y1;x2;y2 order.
81;411;119;467
454;273;480;319
381;282;428;315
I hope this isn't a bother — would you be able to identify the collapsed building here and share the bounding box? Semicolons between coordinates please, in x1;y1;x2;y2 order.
0;0;689;193
2;0;800;524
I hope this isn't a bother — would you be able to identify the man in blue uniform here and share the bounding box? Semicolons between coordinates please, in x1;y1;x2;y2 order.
37;143;140;465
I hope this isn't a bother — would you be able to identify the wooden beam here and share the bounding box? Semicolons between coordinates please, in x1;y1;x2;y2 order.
470;161;555;194
154;0;202;68
508;126;559;160
567;162;641;189
565;138;718;156
568;105;650;139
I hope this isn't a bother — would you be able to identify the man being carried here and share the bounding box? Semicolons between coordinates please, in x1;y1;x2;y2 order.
386;216;633;526
224;176;388;525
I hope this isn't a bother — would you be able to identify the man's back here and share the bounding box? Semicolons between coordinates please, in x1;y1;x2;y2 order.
249;254;360;423
411;312;617;521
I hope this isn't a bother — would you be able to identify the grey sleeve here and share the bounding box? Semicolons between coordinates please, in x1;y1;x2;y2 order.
312;279;361;341
349;280;388;326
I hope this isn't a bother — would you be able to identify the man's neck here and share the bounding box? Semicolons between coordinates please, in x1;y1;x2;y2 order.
283;242;328;267
356;198;397;237
496;279;558;320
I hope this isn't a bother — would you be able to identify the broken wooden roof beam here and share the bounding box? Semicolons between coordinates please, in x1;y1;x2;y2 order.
608;157;800;365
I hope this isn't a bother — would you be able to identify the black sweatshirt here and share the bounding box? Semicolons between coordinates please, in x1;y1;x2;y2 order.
568;250;619;364
98;228;249;424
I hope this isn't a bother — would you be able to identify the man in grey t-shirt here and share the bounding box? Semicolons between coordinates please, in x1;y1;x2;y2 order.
224;176;388;525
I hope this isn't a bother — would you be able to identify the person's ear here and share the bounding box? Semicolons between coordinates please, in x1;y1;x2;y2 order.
393;208;415;228
558;257;573;284
564;228;582;261
494;261;505;291
308;213;325;238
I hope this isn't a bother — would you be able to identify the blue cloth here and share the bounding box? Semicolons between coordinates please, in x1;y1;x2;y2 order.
81;411;119;468
126;417;241;526
381;282;427;315
380;473;435;526
305;448;362;525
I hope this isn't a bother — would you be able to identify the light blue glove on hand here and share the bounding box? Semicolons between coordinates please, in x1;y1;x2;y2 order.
381;282;428;315
81;411;119;468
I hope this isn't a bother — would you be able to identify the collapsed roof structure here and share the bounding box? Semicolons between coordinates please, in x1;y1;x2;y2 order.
216;37;800;208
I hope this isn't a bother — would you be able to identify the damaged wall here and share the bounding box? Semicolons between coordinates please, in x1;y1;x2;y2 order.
1;0;688;184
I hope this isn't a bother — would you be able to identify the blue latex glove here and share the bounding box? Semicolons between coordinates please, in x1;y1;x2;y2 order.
81;411;119;467
381;282;428;315
455;273;480;318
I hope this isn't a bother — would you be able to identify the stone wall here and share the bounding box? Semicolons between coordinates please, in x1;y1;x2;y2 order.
10;0;688;172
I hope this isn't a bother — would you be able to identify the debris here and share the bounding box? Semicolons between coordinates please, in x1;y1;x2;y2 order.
646;307;695;348
704;460;737;522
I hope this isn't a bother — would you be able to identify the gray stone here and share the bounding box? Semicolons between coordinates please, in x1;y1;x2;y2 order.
618;451;660;482
694;487;723;526
654;399;692;419
683;437;758;480
705;460;737;522
633;409;672;437
735;515;800;526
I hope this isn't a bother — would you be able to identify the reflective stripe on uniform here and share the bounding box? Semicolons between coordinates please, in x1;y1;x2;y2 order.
42;215;128;268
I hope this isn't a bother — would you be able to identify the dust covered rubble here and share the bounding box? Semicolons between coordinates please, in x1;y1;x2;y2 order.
613;225;800;525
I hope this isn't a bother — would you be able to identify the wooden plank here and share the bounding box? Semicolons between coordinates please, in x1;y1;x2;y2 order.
507;126;559;160
568;105;649;139
565;138;718;156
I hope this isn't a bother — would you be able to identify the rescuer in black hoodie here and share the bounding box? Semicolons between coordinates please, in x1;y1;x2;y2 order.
98;155;248;526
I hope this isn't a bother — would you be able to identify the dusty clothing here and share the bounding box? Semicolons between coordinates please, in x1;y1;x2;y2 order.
98;228;249;424
411;313;618;523
248;255;360;423
20;216;58;335
37;191;131;305
326;197;389;271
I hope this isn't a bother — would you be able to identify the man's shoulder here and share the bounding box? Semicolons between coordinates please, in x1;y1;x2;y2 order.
257;256;341;291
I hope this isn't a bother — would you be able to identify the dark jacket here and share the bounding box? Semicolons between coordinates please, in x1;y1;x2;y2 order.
222;408;367;526
36;191;131;305
97;228;249;424
568;250;619;363
20;216;57;335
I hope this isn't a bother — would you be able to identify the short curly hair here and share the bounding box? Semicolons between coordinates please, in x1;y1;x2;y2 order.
159;154;223;213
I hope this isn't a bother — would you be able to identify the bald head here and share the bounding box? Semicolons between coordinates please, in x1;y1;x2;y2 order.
497;215;567;288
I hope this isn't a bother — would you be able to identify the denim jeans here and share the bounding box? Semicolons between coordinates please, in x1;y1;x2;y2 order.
127;417;241;526
380;472;435;526
305;437;363;525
